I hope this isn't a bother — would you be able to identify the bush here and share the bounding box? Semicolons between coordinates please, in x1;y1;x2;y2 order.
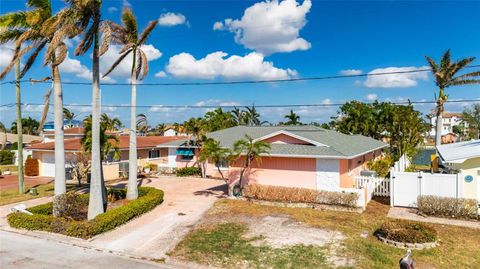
367;155;393;177
25;157;39;176
417;195;479;220
243;184;359;208
144;162;158;171
377;220;437;243
107;187;126;202
52;192;89;220
176;166;201;177
0;150;15;165
7;187;164;239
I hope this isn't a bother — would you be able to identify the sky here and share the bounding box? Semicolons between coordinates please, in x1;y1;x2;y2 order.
0;0;479;128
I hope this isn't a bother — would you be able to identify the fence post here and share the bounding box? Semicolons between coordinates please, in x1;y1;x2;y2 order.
390;168;394;207
418;171;423;198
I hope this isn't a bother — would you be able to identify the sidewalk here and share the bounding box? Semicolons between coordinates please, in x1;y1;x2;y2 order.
388;207;480;229
0;196;53;226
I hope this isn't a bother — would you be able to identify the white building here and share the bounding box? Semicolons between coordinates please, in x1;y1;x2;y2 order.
428;112;468;137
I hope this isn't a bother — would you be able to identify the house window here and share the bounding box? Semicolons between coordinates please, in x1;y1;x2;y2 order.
148;149;161;159
181;155;194;161
177;148;195;161
216;159;229;169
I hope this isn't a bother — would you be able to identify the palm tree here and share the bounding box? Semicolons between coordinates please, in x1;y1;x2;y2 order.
199;139;231;182
232;135;270;196
101;113;122;131
101;9;157;200
63;108;77;128
136;113;149;135
425;50;480;146
231;107;245;126
153;123;165;136
243;105;268;126
284;110;301;125
55;0;107;219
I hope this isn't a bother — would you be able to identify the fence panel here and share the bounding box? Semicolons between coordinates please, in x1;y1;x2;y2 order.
391;172;420;207
355;176;390;197
421;173;459;198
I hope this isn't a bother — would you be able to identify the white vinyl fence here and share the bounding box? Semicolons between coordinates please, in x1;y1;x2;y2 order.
390;170;464;208
355;176;390;198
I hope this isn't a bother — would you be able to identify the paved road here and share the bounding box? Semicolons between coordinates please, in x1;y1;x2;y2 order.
0;230;175;269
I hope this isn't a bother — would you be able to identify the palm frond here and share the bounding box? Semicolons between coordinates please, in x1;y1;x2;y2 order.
451;57;476;74
450;79;480;86
137;20;157;45
20;40;47;78
0;12;28;28
453;71;480;80
102;49;132;77
424;56;438;73
0;43;35;80
0;29;24;44
135;49;142;79
52;42;67;66
38;86;53;132
119;43;134;54
138;49;149;80
440;49;451;70
27;0;51;11
74;21;98;56
121;8;138;42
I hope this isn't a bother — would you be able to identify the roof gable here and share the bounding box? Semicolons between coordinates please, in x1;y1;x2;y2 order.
255;130;328;147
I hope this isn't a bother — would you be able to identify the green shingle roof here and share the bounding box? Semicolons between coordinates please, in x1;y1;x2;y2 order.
207;126;387;158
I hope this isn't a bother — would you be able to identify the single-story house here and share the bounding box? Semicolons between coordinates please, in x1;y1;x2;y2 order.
0;133;42;149
164;126;387;192
437;139;480;200
42;127;85;142
27;135;186;180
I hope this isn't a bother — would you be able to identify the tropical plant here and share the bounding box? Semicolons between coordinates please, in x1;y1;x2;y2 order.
462;104;480;139
425;50;480;145
136;113;149;134
183;117;207;146
243;105;268;126
11;117;40;135
0;0;71;198
101;8;157;199
152;123;165;136
63;108;77;128
81;115;119;162
284;110;301;125
199;139;231;182
231;106;246;125
101;113;122;131
204;108;236;132
232;135;270;196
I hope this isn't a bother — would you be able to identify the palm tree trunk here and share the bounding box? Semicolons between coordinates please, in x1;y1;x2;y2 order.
435;97;444;146
88;31;105;220
15;60;24;194
127;55;138;200
52;65;66;198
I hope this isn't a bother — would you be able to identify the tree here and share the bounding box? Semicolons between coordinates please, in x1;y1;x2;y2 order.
11;117;40;135
284;110;301;125
55;0;107;220
243;105;268;126
199;139;231;182
67;152;91;186
232;135;270;196
462;104;480;139
231;107;246;126
151;123;165;136
136;113;149;134
101;113;122;131
204;108;236;132
101;8;157;200
425;50;480;146
63;108;77;128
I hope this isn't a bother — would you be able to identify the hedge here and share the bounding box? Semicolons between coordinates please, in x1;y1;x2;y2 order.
243;184;359;208
176;166;201;177
376;220;437;244
25;157;39;176
7;187;164;239
417;195;479;220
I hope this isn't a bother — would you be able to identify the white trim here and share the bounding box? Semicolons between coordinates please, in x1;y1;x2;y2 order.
253;130;329;147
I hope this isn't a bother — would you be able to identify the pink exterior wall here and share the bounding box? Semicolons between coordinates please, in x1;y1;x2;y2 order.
176;148;199;169
262;134;312;145
340;149;382;188
227;156;317;189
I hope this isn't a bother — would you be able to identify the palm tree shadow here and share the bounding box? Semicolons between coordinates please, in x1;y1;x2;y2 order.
193;183;228;198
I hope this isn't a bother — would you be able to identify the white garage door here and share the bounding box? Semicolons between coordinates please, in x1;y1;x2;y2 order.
316;159;340;191
41;153;56;177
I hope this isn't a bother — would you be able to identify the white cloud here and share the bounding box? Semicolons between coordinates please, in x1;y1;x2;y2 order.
155;71;167;78
214;0;312;55
340;69;362;75
365;94;378;101
108;7;118;14
0;43;14;69
364;66;429;88
99;44;162;79
165;51;297;80
59;53;115;82
194;99;241;107
122;0;131;8
158;12;188;27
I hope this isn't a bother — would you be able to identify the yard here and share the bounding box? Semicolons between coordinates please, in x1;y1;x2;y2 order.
170;198;480;269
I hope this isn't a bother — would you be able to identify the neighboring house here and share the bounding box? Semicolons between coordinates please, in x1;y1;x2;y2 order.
437;139;480;200
441;132;458;144
164;126;387;191
163;124;186;137
428;112;468;137
42;127;85;142
43;119;83;131
0;133;42;149
27;136;185;180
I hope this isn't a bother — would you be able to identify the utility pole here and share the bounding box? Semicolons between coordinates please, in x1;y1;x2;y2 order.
15;59;24;194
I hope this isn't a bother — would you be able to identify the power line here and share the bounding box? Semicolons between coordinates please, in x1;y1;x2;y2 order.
1;64;479;87
1;99;479;109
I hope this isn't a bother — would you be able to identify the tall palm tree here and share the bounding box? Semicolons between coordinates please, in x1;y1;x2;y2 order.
63;107;77;128
199;139;231;182
53;0;106;219
136;113;149;134
101;8;157;200
154;123;165;136
243;105;268;126
284;110;301;125
231;107;245;126
101;113;122;131
425;50;480;146
232;135;270;196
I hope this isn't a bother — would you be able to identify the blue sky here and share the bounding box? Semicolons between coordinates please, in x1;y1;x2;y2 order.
1;0;479;127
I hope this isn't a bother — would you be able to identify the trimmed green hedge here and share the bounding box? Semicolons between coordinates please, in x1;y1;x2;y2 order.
376;220;437;244
7;187;164;239
176;167;202;177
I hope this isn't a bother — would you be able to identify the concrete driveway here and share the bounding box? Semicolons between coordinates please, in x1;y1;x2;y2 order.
90;176;226;259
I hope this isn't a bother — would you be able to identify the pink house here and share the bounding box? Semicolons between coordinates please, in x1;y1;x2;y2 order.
204;126;386;192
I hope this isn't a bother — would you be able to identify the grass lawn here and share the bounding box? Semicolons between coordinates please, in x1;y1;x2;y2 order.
0;183;82;206
171;198;480;269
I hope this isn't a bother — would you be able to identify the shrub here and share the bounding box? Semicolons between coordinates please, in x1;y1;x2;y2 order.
0;150;15;165
52;192;89;220
377;220;437;243
144;162;158;171
176;166;201;177
7;187;164;239
366;155;393;177
25;157;39;176
243;184;359;208
417;195;479;220
107;187;126;202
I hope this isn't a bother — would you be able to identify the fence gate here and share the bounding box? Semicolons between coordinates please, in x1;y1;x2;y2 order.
355;176;390;197
391;172;420;207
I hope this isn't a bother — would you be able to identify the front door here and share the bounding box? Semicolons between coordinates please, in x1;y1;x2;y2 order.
316;159;340;191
